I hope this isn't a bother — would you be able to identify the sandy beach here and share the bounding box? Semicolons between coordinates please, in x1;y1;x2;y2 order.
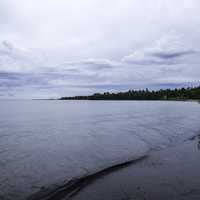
69;137;200;200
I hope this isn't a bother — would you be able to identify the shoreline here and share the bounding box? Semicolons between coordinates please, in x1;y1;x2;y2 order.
37;99;200;104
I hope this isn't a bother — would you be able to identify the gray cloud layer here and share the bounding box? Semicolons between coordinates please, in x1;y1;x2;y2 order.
0;0;200;98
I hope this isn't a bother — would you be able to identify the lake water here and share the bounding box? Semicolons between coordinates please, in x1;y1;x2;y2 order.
0;100;200;200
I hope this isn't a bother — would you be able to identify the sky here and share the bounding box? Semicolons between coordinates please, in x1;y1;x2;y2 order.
0;0;200;98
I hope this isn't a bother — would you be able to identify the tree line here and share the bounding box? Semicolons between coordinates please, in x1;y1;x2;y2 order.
59;86;200;100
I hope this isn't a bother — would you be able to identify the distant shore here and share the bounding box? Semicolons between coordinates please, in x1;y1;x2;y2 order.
59;86;200;101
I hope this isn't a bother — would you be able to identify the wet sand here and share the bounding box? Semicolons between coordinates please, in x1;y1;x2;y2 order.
70;138;200;200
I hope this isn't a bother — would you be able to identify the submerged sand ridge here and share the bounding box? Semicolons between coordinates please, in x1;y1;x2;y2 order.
27;136;200;200
70;137;200;200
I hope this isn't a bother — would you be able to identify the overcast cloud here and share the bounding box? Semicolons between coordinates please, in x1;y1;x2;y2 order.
0;0;200;98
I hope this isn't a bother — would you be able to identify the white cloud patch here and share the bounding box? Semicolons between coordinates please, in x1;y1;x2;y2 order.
0;40;46;73
122;34;197;65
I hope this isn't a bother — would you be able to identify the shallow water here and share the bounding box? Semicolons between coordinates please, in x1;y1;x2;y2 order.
0;100;200;200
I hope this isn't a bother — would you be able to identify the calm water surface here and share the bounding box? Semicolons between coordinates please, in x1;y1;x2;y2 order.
0;100;200;200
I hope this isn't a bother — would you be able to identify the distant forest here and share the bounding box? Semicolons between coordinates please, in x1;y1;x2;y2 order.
59;86;200;101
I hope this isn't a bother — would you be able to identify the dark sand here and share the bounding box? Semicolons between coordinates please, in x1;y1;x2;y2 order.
69;138;200;200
